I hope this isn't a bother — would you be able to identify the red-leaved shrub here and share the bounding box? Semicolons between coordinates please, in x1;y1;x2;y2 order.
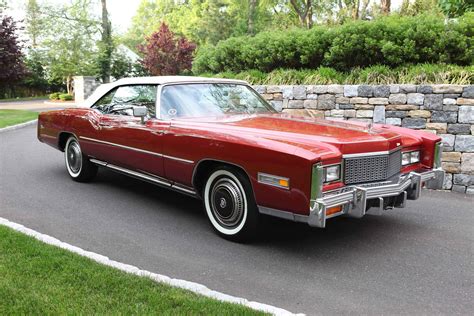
138;23;196;76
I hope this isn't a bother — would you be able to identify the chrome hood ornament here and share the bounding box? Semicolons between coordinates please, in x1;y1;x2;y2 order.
366;121;374;133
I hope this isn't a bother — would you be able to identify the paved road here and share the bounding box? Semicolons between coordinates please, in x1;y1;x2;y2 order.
0;99;73;111
1;125;473;315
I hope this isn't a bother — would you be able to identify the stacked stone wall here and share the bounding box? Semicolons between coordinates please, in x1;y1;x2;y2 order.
253;84;474;194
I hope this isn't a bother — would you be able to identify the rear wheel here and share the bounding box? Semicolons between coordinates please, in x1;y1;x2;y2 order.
203;167;259;242
64;136;97;182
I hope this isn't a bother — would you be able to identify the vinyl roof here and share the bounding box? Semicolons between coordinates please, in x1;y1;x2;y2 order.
113;76;248;85
80;76;249;107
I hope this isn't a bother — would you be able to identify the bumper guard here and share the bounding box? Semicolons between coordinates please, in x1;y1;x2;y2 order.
308;168;445;228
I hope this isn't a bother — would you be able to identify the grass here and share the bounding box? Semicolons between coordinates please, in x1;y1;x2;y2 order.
0;225;264;315
198;64;474;85
0;110;39;128
0;95;48;102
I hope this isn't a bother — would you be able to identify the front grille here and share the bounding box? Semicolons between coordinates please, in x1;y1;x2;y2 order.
344;149;401;185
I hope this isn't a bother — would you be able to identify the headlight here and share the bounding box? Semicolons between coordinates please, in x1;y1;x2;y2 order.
402;151;421;166
324;164;341;183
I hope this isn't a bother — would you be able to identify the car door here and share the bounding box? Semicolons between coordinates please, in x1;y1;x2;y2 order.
88;84;169;178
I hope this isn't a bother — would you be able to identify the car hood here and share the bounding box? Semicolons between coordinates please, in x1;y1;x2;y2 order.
173;113;416;160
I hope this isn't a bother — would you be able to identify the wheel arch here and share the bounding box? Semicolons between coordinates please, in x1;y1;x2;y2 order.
58;132;78;152
192;159;255;198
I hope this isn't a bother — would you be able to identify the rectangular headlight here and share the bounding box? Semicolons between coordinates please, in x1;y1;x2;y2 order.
324;164;341;183
402;151;421;166
402;152;411;166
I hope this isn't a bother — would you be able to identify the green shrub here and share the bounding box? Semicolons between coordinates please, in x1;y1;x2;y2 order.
58;94;73;101
192;13;473;74
49;92;61;100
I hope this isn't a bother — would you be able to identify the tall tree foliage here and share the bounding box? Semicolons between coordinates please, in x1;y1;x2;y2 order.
98;0;113;83
124;0;274;48
438;0;474;17
30;0;100;94
138;23;196;75
0;15;27;97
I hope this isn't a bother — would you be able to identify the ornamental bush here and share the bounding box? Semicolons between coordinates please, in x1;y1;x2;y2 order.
49;92;61;100
192;13;473;74
58;93;73;101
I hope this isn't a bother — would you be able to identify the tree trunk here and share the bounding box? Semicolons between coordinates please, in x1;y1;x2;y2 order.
360;0;370;19
306;1;313;28
66;75;72;95
290;0;313;29
380;0;391;14
352;0;360;19
248;0;257;35
101;0;112;83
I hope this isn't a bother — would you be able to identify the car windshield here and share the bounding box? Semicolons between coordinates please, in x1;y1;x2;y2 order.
160;83;276;119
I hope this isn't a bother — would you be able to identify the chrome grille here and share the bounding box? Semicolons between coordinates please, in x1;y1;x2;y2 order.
344;150;401;185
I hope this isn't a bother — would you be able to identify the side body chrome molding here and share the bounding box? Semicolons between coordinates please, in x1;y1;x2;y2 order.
80;136;194;164
89;158;198;198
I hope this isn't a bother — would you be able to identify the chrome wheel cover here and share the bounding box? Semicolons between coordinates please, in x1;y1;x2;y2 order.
210;177;245;228
67;140;82;174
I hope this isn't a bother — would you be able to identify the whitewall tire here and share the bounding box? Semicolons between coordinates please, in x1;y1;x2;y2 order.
64;136;97;182
203;167;259;242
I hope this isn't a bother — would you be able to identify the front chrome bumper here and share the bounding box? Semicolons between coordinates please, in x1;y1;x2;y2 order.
307;168;445;228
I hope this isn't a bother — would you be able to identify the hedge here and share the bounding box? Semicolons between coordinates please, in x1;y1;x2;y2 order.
192;13;474;74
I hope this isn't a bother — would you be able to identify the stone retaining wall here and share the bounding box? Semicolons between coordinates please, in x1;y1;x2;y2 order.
253;84;474;194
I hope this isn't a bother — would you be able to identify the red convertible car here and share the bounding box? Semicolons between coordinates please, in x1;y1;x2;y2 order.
38;77;444;241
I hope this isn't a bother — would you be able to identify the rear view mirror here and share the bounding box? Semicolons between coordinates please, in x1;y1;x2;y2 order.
133;106;148;124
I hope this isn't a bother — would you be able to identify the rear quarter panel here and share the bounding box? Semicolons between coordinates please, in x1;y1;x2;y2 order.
38;108;101;153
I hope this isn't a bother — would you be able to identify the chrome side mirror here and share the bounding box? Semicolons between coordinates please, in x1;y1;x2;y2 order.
133;106;148;124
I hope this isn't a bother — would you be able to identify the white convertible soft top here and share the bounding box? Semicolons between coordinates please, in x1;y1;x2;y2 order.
79;76;248;108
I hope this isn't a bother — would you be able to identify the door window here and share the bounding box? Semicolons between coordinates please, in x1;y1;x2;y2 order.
92;85;157;117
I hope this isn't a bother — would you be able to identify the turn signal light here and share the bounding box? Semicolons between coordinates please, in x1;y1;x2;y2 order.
326;205;342;216
278;179;289;187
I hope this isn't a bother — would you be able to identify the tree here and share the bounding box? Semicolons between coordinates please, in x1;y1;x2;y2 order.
25;0;44;48
0;15;28;97
138;23;196;75
438;0;474;18
123;0;268;47
248;0;257;34
40;0;100;94
380;0;390;14
98;0;113;83
289;0;314;28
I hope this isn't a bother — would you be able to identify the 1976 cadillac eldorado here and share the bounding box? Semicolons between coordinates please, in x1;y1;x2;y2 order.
38;77;445;241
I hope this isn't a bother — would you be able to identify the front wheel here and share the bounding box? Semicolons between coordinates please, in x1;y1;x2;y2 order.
203;167;259;242
64;136;97;182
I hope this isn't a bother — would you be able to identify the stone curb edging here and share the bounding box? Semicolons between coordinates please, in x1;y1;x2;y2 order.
0;119;38;133
0;216;304;316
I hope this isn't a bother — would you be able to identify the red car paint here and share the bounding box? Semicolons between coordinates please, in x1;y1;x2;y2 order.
38;108;441;216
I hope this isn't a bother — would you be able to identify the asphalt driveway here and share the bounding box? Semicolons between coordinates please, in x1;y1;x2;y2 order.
1;125;473;315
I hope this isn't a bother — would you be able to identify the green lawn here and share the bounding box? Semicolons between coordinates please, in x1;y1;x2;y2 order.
0;225;264;315
0;110;38;128
0;95;48;102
